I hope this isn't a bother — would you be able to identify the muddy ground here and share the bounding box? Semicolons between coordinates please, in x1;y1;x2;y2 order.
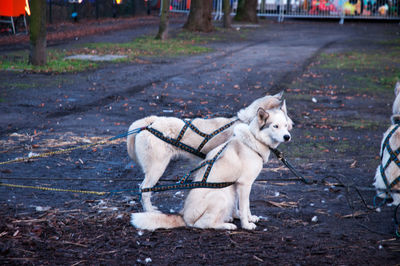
1;16;400;264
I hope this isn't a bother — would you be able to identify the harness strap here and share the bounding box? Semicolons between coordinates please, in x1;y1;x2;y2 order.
197;120;238;152
201;143;229;182
143;127;206;159
141;181;235;193
380;123;400;191
183;119;210;138
178;142;228;184
381;124;400;159
141;142;230;193
144;119;238;159
176;120;191;142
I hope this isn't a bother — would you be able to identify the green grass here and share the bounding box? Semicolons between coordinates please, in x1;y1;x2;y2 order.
319;51;400;70
377;38;400;46
0;35;213;73
0;50;98;73
342;72;400;93
316;49;400;93
341;119;381;130
80;36;211;58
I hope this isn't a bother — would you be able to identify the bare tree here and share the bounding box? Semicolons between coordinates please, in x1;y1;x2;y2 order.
183;0;214;32
29;0;47;66
223;0;232;28
235;0;258;23
156;0;170;40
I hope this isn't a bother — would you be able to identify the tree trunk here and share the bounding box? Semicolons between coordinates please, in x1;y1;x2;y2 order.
235;0;258;23
29;0;47;66
156;0;170;40
223;0;231;28
183;0;214;32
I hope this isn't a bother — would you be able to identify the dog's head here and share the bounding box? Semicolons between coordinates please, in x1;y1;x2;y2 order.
251;101;292;147
392;81;400;115
237;92;283;124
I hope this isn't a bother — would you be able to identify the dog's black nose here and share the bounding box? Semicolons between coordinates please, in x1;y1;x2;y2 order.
284;135;291;142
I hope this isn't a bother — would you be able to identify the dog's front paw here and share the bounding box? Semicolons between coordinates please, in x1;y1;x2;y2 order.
242;222;257;230
248;215;260;223
223;223;238;230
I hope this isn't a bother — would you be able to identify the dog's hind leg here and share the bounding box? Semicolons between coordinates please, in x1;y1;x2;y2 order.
140;157;171;212
193;211;237;230
391;191;400;205
191;192;237;230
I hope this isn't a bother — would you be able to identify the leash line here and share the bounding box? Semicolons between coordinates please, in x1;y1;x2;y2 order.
322;175;400;237
269;147;314;185
0;182;109;196
0;127;145;166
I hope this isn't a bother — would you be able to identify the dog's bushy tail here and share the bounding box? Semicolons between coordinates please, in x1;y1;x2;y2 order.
130;212;185;231
127;116;157;162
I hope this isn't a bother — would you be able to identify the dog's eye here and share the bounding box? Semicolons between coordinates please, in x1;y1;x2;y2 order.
273;125;279;129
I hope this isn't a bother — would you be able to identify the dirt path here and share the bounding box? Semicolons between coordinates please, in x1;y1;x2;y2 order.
1;20;400;264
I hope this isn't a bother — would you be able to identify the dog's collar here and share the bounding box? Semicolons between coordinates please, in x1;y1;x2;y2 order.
246;132;272;162
393;117;400;125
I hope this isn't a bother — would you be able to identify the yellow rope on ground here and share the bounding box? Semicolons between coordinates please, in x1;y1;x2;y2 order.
0;140;108;166
0;182;109;196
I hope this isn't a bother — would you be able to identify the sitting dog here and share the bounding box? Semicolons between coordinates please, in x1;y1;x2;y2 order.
131;102;292;230
374;81;400;205
127;92;292;212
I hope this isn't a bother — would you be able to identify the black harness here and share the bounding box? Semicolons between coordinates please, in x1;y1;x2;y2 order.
141;143;234;193
139;119;238;193
379;123;400;193
144;118;238;159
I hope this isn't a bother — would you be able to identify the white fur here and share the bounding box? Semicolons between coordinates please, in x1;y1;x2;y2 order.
374;81;400;205
127;92;289;212
373;124;400;205
392;81;400;115
131;107;292;230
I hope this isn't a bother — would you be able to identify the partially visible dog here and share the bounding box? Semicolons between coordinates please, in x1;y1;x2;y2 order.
131;102;292;230
374;81;400;205
127;92;293;212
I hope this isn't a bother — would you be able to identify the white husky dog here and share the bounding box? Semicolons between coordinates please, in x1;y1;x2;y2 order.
127;92;292;212
131;103;292;230
374;81;400;205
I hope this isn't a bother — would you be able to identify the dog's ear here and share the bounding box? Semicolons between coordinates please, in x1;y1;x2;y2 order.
280;100;294;130
273;91;284;99
395;81;400;97
257;107;269;123
391;114;400;125
280;100;288;114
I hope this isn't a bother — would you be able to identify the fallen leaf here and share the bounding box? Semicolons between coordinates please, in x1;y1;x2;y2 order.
266;201;298;208
341;210;366;219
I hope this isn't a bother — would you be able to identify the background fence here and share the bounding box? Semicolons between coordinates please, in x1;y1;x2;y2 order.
169;0;400;22
1;0;399;32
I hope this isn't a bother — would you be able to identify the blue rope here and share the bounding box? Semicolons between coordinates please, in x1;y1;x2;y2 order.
108;127;144;141
373;191;389;209
395;204;400;238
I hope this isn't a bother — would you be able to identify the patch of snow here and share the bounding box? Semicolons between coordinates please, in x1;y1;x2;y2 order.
65;54;127;61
